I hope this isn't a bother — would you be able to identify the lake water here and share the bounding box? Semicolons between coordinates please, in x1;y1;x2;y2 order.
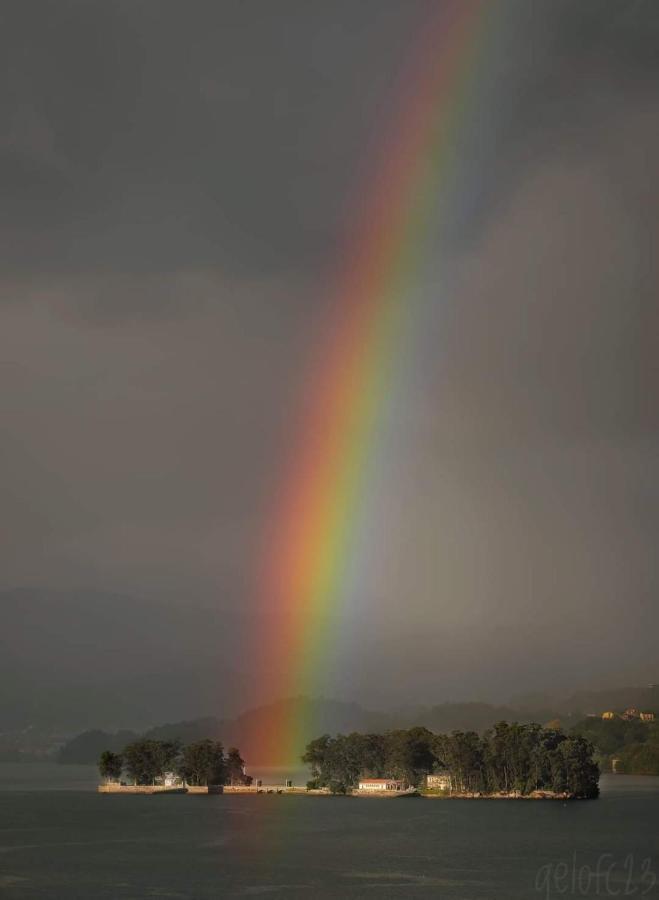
0;766;657;898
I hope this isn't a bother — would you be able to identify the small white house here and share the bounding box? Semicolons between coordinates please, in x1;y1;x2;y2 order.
162;771;183;787
357;778;404;792
426;772;452;791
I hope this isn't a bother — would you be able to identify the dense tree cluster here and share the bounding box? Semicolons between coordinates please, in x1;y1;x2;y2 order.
98;738;252;787
571;717;659;774
303;729;432;794
614;742;659;775
303;722;599;798
176;740;226;786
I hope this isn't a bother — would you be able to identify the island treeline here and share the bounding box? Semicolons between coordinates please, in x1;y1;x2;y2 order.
98;739;252;787
303;722;599;798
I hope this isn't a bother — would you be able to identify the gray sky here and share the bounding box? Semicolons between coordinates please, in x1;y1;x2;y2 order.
2;0;658;715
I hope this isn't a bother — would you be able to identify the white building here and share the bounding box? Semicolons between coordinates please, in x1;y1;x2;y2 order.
357;778;404;792
162;771;183;787
426;772;452;791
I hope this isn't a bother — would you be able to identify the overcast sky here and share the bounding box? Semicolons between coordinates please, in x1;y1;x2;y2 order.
2;0;658;709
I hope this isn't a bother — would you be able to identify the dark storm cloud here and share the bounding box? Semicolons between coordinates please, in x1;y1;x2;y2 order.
0;0;423;295
2;1;654;294
1;0;658;711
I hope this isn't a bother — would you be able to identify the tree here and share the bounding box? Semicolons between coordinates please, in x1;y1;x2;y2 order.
98;750;123;782
302;734;332;782
434;731;485;793
616;742;659;775
528;726;564;791
122;739;181;785
552;736;599;798
226;747;251;785
302;728;434;791
302;721;600;798
570;716;659;772
384;727;436;787
357;733;388;778
178;740;226;786
327;778;348;795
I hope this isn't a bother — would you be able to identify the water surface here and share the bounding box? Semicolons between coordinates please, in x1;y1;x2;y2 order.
0;767;657;898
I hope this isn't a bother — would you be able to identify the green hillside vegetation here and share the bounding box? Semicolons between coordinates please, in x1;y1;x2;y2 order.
614;743;659;775
571;717;659;774
303;722;599;798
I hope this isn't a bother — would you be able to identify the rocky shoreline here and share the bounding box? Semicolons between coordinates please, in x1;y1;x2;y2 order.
421;789;580;800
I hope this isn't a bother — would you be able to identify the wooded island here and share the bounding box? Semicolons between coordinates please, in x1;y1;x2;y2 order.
99;739;251;788
97;721;599;799
303;721;600;798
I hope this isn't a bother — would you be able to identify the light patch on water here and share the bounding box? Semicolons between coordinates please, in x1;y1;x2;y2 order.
201;837;229;848
0;875;29;887
241;885;315;895
0;838;138;853
344;870;485;890
146;890;190;898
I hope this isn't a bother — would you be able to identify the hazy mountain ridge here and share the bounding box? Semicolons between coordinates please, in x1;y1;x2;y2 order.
55;685;659;765
4;587;657;761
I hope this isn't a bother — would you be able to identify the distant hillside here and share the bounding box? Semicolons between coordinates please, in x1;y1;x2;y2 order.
57;729;138;764
143;697;392;764
558;684;659;716
58;697;388;764
572;715;659;775
401;701;561;734
58;683;659;766
59;696;569;766
7;586;657;760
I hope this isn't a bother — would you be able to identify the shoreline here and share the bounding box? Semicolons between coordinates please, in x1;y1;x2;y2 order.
97;784;592;800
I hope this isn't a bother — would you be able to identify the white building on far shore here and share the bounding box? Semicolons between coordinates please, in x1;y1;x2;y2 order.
426;772;452;791
357;778;404;792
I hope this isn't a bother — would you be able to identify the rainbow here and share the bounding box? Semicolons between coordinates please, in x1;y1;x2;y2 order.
252;0;497;764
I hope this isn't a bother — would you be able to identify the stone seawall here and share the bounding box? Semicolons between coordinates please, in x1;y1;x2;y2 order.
186;785;224;794
97;785;188;794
